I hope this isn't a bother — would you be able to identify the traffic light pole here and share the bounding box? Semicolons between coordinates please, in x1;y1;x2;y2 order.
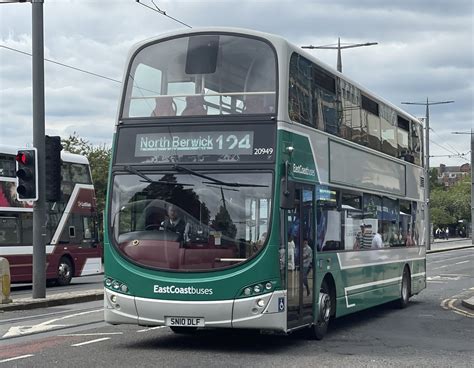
32;0;46;298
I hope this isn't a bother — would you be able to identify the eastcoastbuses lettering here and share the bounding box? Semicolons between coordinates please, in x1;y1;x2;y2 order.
153;285;213;295
292;164;316;177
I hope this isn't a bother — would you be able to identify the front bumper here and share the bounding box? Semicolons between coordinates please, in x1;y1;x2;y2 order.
104;288;287;331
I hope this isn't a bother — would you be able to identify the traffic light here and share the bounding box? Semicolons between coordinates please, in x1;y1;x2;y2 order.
45;135;63;202
15;148;38;201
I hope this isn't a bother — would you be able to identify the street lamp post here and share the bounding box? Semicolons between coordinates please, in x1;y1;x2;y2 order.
401;99;454;250
452;129;474;243
1;0;46;298
302;38;378;73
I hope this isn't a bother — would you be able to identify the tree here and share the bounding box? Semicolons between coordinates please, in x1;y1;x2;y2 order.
61;132;111;237
430;175;471;228
429;168;443;191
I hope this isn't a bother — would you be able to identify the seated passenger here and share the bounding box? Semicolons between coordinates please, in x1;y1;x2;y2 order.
151;97;176;117
181;95;206;116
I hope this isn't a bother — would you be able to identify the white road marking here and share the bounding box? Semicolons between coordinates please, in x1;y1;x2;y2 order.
71;337;111;347
429;254;474;264
433;265;450;269
0;354;34;363
59;332;123;337
455;260;470;265
3;325;66;338
2;308;102;338
428;275;461;281
137;326;166;333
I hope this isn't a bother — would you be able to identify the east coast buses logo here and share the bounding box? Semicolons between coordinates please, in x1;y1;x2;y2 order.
153;285;213;295
292;164;316;177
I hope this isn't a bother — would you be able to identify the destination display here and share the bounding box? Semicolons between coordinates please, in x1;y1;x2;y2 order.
135;131;254;157
115;123;276;165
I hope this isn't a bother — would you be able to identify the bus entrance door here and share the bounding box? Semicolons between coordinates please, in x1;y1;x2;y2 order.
286;184;314;329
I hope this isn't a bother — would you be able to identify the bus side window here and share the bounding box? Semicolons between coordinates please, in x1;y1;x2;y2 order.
316;186;341;252
0;216;20;244
288;53;316;128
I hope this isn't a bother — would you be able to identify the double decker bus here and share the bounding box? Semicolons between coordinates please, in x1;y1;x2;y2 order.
0;145;102;286
104;28;426;338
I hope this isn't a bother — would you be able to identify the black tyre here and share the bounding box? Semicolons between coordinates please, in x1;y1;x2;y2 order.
56;257;73;286
398;267;411;309
170;326;198;334
309;280;332;340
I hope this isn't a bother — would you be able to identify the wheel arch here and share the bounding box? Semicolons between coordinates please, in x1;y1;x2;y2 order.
321;272;337;317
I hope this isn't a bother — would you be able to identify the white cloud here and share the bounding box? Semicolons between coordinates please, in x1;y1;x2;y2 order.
0;0;472;167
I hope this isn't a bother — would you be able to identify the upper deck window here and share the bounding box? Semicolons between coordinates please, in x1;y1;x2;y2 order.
122;34;277;118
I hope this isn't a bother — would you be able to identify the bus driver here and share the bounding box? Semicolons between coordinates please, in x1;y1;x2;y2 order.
162;204;189;242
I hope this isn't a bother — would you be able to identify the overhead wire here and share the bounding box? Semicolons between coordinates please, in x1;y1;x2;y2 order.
0;44;122;84
135;0;192;28
430;126;462;156
429;138;459;156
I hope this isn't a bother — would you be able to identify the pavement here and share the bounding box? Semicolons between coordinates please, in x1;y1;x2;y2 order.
0;288;103;312
1;238;472;312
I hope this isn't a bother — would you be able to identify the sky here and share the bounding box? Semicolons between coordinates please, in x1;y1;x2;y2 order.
0;0;472;168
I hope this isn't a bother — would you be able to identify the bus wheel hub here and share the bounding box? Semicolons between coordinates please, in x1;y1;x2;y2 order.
318;292;331;323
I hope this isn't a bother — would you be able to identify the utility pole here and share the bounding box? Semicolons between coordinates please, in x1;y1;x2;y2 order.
452;129;474;244
1;0;46;299
401;99;454;250
301;38;378;73
32;0;46;298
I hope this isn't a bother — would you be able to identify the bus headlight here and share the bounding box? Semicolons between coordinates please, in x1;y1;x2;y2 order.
256;298;265;308
240;281;275;297
112;281;120;290
105;278;112;287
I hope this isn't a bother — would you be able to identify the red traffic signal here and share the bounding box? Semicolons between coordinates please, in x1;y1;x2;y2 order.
16;151;32;165
16;148;38;201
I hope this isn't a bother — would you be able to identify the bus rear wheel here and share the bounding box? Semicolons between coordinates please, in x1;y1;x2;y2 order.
398;267;411;309
309;280;332;340
56;257;73;286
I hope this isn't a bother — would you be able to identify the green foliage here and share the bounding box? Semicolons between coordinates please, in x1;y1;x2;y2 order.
429;168;443;191
430;175;471;227
61;132;111;237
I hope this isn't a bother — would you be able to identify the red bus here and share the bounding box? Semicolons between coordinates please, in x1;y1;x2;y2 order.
0;145;102;285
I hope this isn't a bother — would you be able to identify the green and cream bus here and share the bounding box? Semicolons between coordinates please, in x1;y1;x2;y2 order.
104;28;426;339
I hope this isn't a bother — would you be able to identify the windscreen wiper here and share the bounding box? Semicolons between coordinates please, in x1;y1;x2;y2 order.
122;165;194;186
172;164;268;188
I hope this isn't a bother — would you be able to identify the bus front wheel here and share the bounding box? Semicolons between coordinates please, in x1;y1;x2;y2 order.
56;257;73;286
309;280;332;340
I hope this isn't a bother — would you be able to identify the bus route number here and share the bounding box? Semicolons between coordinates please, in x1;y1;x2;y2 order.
253;147;273;155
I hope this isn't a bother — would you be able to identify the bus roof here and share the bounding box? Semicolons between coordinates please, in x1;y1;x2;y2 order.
126;27;421;125
0;144;90;165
